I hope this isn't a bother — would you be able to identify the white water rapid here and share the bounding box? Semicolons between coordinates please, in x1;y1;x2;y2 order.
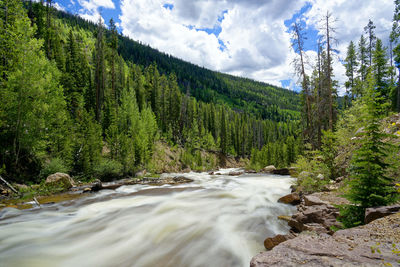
0;169;295;267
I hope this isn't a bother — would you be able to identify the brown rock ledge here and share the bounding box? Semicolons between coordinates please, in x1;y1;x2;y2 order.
251;212;400;267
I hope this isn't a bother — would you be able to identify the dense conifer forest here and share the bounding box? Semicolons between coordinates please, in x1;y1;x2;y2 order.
0;0;302;183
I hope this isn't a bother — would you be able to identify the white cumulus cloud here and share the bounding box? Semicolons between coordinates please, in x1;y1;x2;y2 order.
78;0;115;23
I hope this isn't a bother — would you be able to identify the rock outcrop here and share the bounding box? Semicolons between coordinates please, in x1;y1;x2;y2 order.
365;204;400;224
287;193;342;234
251;213;400;267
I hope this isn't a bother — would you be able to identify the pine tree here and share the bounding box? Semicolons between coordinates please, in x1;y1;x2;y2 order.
391;0;400;111
344;41;358;99
108;18;118;101
344;73;397;226
94;17;106;122
372;39;389;98
364;19;376;67
358;35;369;82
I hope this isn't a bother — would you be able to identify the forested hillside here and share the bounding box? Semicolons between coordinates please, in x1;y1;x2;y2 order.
0;0;301;183
55;10;300;122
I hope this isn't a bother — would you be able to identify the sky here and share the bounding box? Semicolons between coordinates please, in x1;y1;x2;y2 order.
53;0;395;95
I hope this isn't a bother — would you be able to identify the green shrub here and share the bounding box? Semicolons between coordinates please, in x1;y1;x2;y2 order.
337;204;365;228
93;158;123;181
296;171;329;194
40;158;69;179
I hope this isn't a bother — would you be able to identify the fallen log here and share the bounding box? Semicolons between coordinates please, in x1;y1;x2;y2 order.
0;175;20;195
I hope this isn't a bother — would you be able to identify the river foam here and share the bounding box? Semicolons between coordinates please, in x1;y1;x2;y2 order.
0;169;295;267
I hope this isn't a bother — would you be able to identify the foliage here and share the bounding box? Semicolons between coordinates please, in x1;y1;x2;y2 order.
39;158;69;179
320;130;338;180
337;204;365;228
93;158;123;182
345;74;397;209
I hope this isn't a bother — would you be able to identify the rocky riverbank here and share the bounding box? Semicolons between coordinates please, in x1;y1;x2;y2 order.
252;191;400;266
0;172;196;210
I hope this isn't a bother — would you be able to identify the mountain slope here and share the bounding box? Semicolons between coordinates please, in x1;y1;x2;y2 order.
56;10;300;122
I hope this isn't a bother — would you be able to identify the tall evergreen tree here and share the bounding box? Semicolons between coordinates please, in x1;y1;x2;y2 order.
372;38;389;98
358;35;369;82
364;19;376;67
346;73;396;210
94;17;106;122
344;41;358;99
391;0;400;111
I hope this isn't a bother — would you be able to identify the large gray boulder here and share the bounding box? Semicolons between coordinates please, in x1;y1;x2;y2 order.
45;173;74;190
263;165;276;173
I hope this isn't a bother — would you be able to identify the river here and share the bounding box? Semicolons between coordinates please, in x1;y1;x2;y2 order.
0;169;295;267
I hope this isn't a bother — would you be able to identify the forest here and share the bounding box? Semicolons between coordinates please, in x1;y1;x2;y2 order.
0;0;302;184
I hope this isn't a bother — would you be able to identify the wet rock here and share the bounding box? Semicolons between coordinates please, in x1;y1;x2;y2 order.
45;173;74;190
165;176;194;185
365;204;400;224
277;215;292;222
264;234;295;250
91;179;103;191
82;187;91;193
228;171;244;176
289;184;297;193
246;169;257;174
263;165;276;173
272;168;290;175
278;192;300;205
208;171;214;175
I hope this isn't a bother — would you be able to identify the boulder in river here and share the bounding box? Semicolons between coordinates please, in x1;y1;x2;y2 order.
278;192;300;205
263;165;276;173
228;171;244;176
91;179;103;191
45;173;74;190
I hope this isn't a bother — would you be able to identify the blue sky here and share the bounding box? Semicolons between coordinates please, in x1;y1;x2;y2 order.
53;0;395;95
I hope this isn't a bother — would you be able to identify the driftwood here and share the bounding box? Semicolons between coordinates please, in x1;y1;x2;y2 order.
33;197;41;208
0;175;19;195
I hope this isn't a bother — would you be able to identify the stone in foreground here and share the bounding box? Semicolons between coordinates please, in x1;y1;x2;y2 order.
251;213;400;267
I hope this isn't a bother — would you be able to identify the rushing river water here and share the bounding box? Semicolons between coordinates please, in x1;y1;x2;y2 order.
0;169;295;267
